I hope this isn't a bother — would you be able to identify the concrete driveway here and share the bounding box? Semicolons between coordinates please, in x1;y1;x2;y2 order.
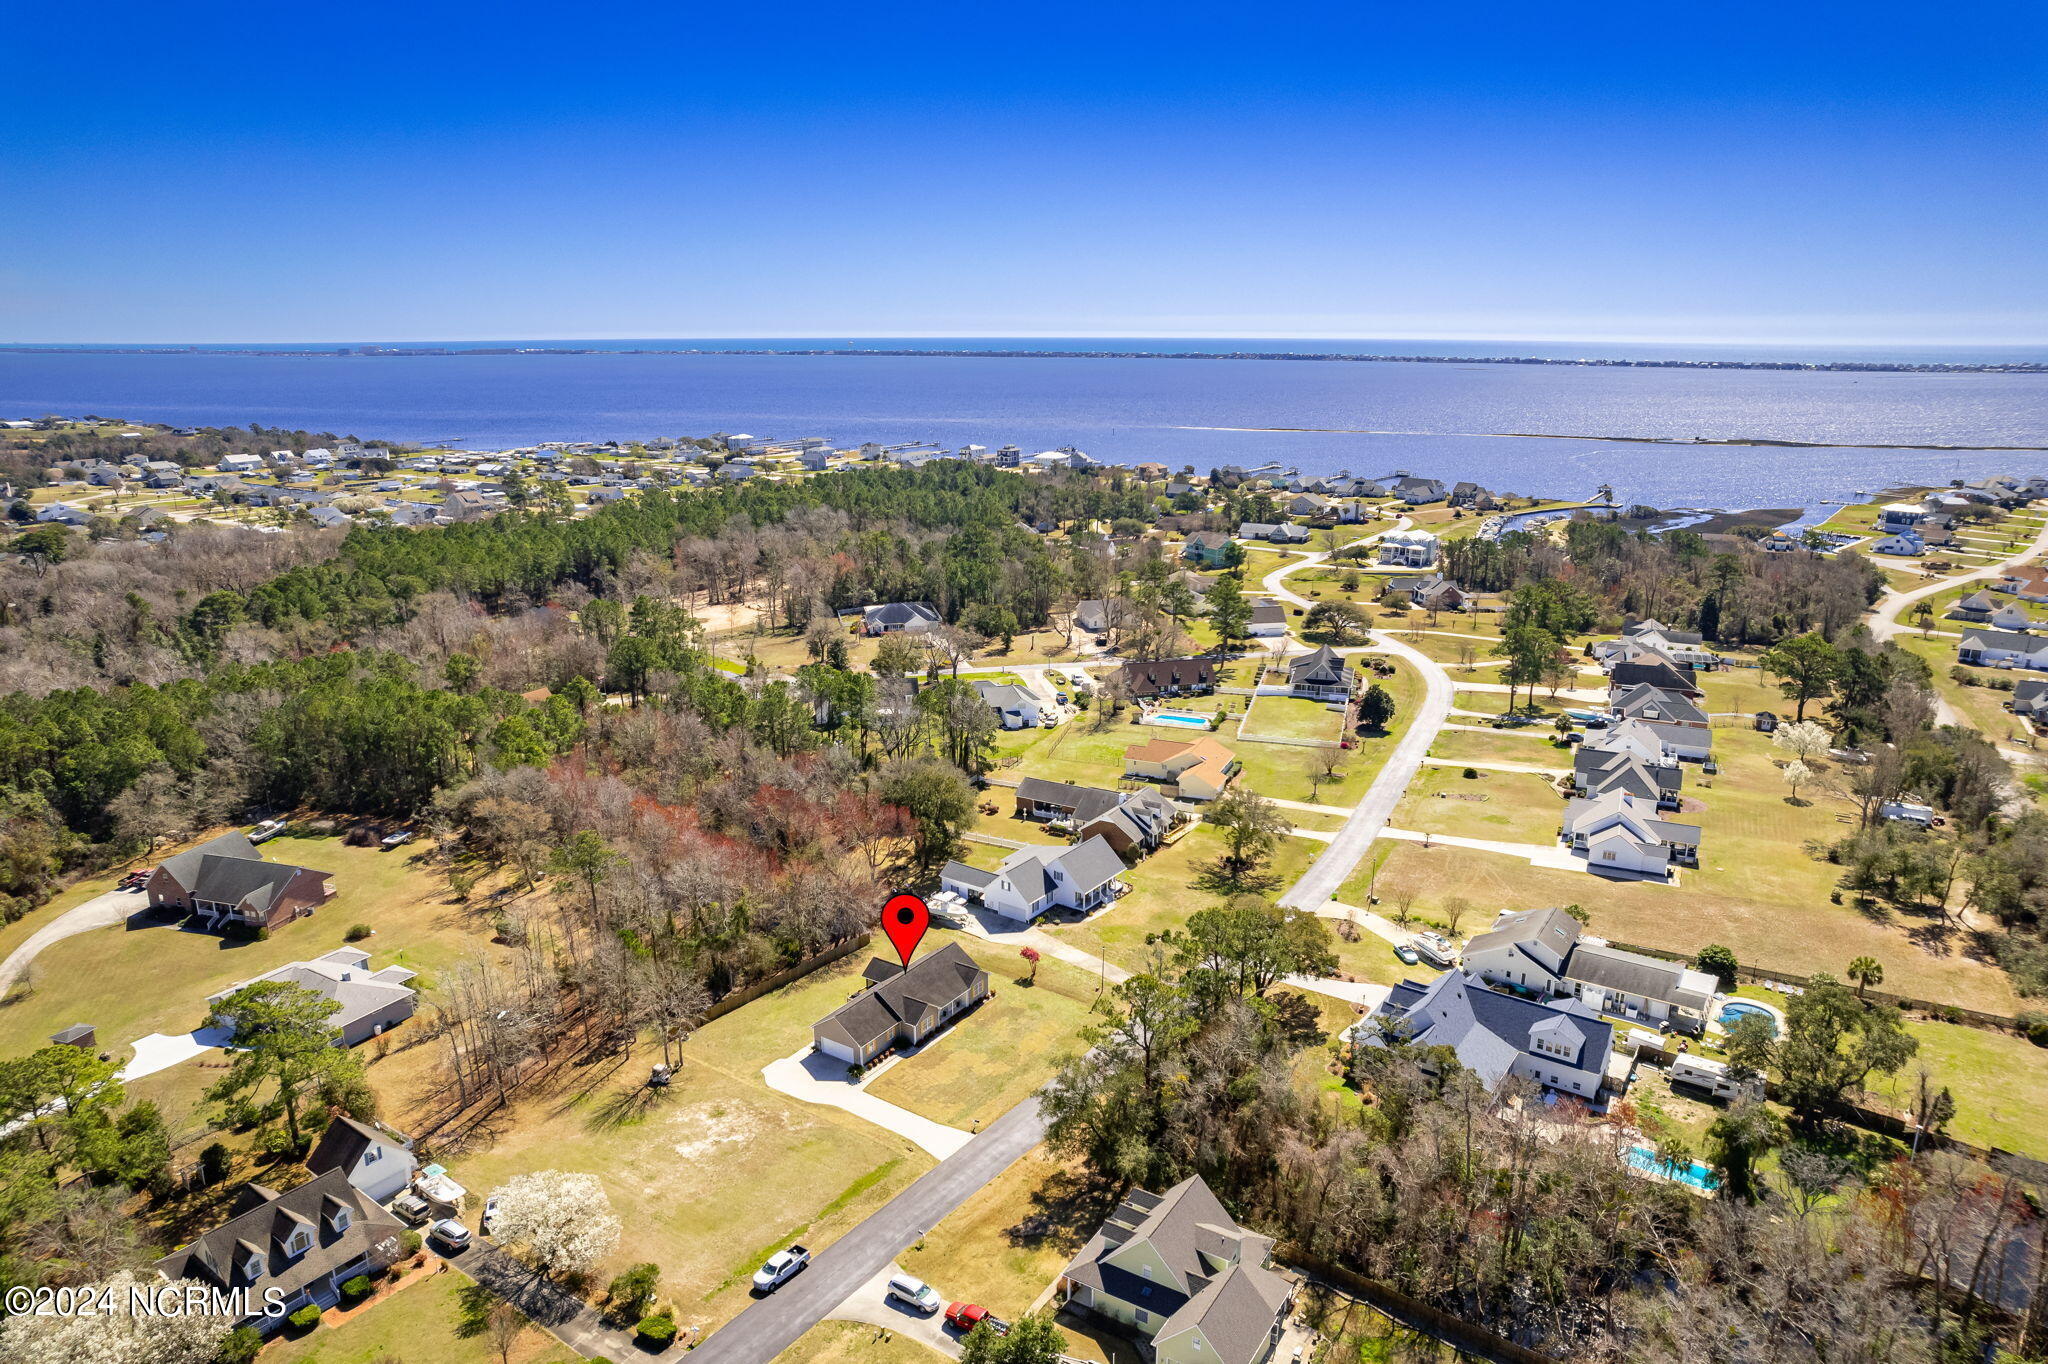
0;889;151;997
762;1047;974;1158
121;1026;233;1080
827;1265;962;1356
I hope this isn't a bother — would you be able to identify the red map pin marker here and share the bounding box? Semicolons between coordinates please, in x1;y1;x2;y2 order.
881;893;930;967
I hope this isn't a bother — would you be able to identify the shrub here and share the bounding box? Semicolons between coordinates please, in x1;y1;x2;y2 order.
1462;767;1478;779
214;1325;263;1364
2017;1010;2048;1046
399;1229;423;1257
287;1305;322;1331
607;1262;661;1320
637;1311;678;1346
1694;943;1739;989
341;1274;374;1302
199;1141;233;1186
344;922;373;942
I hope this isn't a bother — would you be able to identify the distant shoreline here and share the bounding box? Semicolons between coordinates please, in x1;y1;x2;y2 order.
1;345;2042;375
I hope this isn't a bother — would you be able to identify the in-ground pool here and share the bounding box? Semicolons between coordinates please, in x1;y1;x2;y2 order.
1718;999;1779;1035
1627;1146;1721;1192
1146;710;1213;729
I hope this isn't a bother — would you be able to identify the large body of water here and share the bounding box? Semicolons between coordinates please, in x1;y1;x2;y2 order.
3;341;2043;514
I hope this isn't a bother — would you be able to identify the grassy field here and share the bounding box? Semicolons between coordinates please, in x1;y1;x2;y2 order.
865;945;1102;1129
266;1265;578;1364
1052;826;1319;974
1888;632;2033;743
1871;1020;2048;1160
1426;728;1570;768
0;832;485;1081
1241;695;1344;743
447;952;933;1338
899;1146;1115;1324
1393;766;1565;844
1451;687;1578;717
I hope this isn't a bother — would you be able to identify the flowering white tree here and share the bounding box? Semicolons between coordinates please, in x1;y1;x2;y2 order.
489;1170;621;1277
1783;759;1813;803
0;1271;233;1364
1773;719;1832;762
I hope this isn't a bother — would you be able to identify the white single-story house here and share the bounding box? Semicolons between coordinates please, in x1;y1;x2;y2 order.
1959;628;2048;670
939;836;1126;923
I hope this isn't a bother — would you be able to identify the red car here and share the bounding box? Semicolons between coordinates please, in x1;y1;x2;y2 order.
945;1303;1008;1335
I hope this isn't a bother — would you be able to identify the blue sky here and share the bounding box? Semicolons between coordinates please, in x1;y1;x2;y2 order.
4;1;2043;344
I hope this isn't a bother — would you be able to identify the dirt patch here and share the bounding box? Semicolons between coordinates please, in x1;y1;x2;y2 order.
665;1099;807;1164
695;600;764;632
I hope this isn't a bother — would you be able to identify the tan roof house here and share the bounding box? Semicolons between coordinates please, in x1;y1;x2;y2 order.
1125;735;1239;801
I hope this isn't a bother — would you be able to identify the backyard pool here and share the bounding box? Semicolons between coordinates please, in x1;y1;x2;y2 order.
1627;1146;1721;1192
1146;710;1213;730
1717;999;1780;1035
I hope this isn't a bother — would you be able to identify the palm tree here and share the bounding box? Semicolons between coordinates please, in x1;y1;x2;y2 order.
1847;956;1884;1000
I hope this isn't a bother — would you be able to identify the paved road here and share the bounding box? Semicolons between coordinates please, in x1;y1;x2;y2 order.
689;1096;1047;1364
0;889;143;997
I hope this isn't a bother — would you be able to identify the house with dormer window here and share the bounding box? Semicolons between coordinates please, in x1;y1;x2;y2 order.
154;1169;403;1333
1348;971;1612;1098
1059;1174;1296;1364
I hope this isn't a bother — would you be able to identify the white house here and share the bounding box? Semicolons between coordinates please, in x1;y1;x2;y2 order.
34;502;93;525
863;601;943;635
1376;528;1440;568
972;679;1044;730
939;836;1125;923
1562;790;1700;876
217;453;264;473
1589;717;1712;764
304;1115;416;1204
1869;530;1926;556
1350;972;1611;1099
1959;628;2048;670
1247;600;1289;636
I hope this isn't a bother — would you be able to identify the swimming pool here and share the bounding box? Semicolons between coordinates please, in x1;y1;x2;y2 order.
1627;1146;1720;1191
1717;999;1779;1035
1146;710;1213;729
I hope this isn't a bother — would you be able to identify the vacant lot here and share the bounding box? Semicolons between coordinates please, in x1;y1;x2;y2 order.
774;1323;949;1364
448;955;933;1338
1427;728;1570;769
1871;1020;2048;1161
267;1265;578;1364
1395;767;1565;844
866;945;1101;1129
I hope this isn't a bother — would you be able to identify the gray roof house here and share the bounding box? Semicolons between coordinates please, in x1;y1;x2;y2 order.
1287;645;1352;701
154;1170;404;1333
147;831;336;933
1074;598;1134;635
1350;971;1612;1098
862;601;943;635
1013;777;1127;824
1247;600;1288;636
1079;789;1180;857
1574;746;1682;809
1959;628;2048;670
1237;521;1310;544
208;947;417;1047
940;835;1127;924
811;941;990;1065
1609;682;1709;730
2013;678;2048;719
971;679;1044;730
1057;1174;1294;1364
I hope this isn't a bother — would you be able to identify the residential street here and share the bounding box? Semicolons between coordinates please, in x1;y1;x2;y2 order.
687;1095;1047;1364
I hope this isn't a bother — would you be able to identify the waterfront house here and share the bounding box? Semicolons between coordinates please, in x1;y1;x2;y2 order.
1375;528;1440;568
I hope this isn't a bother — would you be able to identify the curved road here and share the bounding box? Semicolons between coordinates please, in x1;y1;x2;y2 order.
1260;550;1457;912
1866;517;2048;728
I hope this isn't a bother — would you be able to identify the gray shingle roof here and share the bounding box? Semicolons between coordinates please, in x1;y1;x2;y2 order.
1367;973;1612;1089
1566;942;1714;1012
157;1169;403;1300
1462;906;1581;965
1013;777;1125;823
864;601;941;627
813;941;988;1053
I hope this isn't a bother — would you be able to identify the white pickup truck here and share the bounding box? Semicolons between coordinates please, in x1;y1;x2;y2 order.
752;1245;810;1292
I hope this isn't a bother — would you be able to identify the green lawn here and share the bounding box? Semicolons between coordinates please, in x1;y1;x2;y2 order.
266;1266;577;1364
865;944;1101;1128
1241;695;1345;743
1394;766;1565;844
1871;1020;2048;1161
1426;728;1570;768
1889;632;2032;743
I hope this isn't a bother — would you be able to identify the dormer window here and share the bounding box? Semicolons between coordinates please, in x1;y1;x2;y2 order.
238;1251;265;1281
362;1146;381;1163
329;1207;351;1234
286;1227;312;1256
